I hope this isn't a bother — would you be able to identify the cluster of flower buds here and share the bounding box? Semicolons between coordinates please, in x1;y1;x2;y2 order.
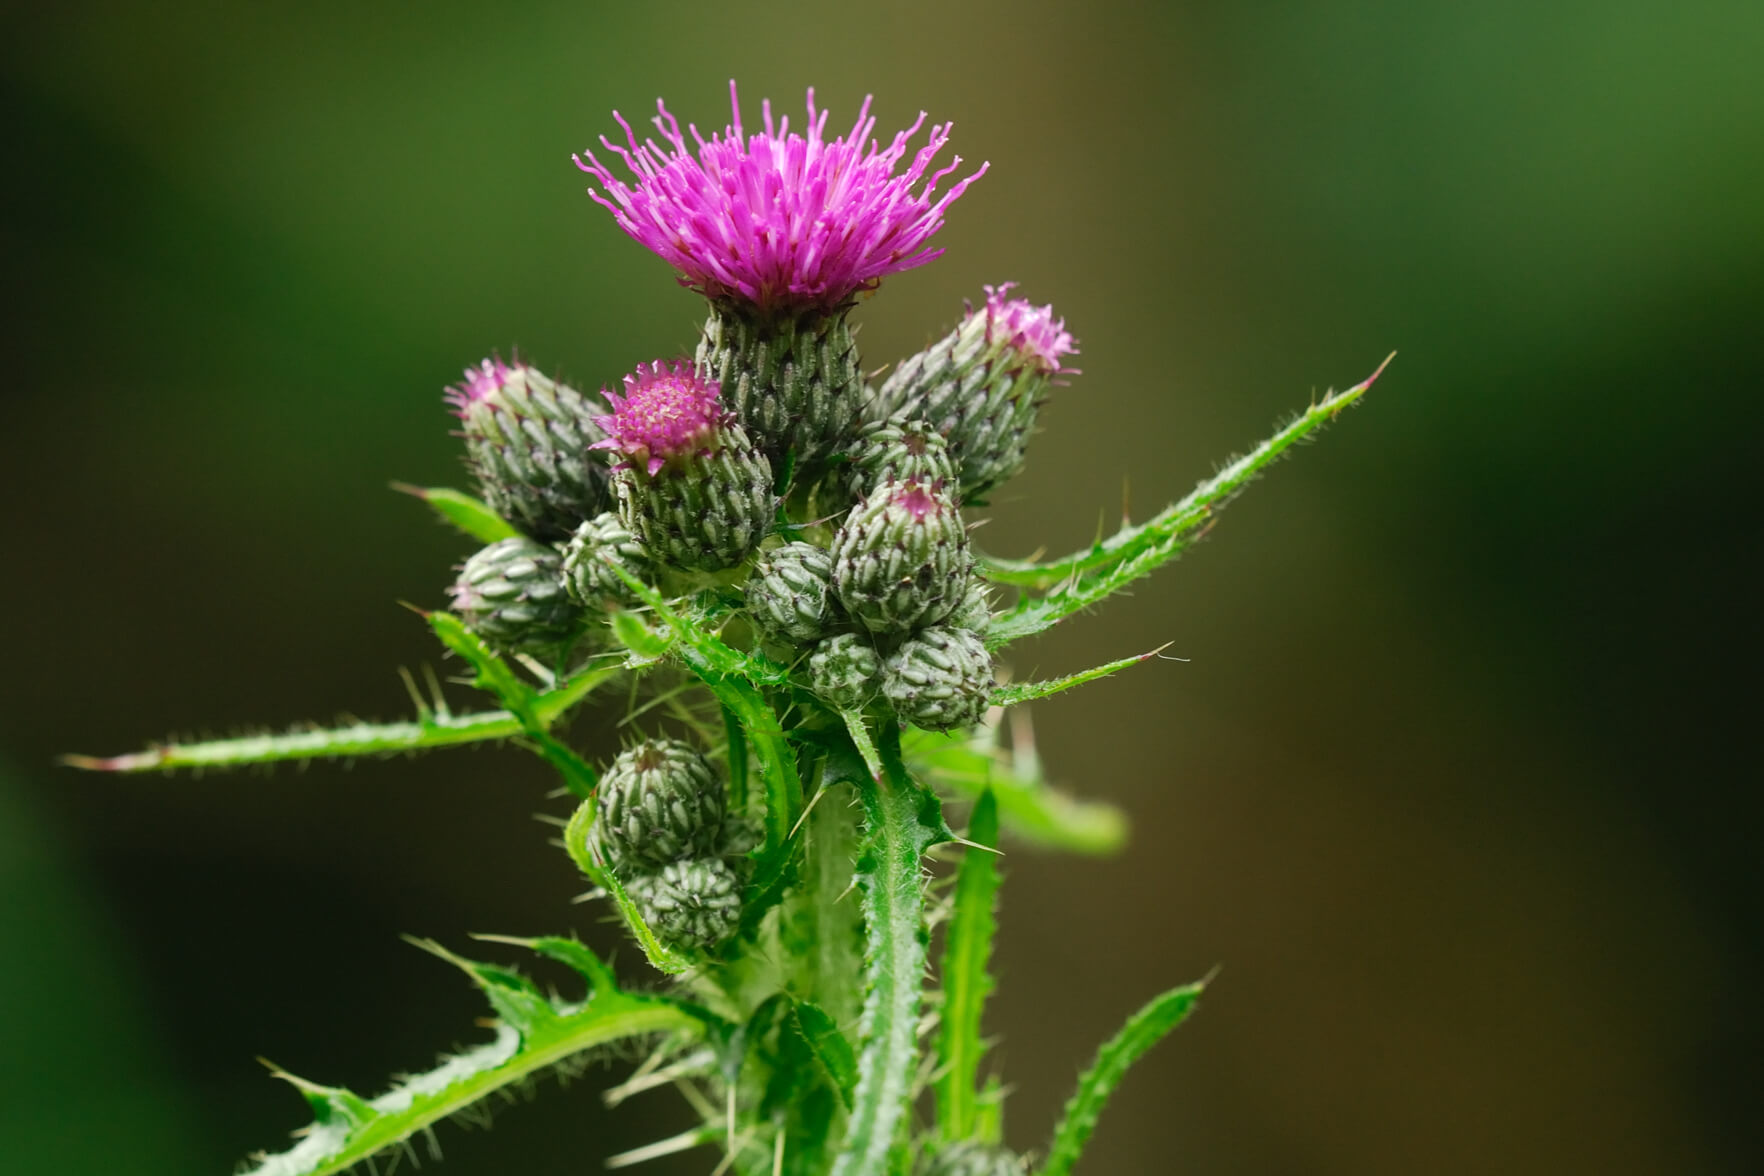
590;739;747;953
432;84;1077;951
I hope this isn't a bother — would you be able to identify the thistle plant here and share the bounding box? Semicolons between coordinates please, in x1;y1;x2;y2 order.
70;81;1385;1175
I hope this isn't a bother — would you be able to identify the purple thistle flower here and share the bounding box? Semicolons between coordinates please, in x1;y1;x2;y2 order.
976;283;1079;376
445;356;517;417
591;360;727;475
575;81;988;314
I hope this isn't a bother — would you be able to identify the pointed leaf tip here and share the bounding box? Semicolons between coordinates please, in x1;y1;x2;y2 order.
260;1059;374;1125
59;750;164;772
470;933;619;994
394;482;522;542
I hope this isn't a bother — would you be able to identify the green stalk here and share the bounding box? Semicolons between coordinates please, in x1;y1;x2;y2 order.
829;719;948;1176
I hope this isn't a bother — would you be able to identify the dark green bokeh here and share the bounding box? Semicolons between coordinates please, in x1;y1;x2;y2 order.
4;2;1759;1173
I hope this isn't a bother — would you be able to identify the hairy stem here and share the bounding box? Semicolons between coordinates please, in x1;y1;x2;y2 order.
829;719;946;1176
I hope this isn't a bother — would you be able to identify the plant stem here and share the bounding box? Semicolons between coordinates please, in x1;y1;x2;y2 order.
829;719;943;1176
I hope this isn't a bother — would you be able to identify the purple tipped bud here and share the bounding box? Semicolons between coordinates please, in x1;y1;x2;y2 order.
980;283;1077;376
591;360;727;476
831;477;971;634
869;284;1079;502
447;357;611;542
598;362;774;571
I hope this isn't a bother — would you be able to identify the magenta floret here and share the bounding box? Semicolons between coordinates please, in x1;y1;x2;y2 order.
591;360;726;475
446;356;516;416
977;283;1078;375
575;81;988;314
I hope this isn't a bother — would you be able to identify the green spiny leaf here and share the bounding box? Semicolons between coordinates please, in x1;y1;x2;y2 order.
563;796;692;975
1040;979;1208;1176
392;483;521;543
406;936;559;1034
792;998;859;1111
989;645;1170;708
472;933;618;993
241;941;705;1176
840;708;884;784
62;713;524;774
982;361;1384;646
428;610;599;796
936;788;1001;1141
905;728;1127;856
62;659;620;775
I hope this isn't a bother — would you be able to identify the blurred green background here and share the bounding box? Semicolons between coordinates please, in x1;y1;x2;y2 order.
4;1;1760;1172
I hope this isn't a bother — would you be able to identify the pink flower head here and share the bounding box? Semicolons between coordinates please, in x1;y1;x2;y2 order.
891;480;944;523
975;284;1078;375
446;355;519;417
591;360;726;475
574;81;988;314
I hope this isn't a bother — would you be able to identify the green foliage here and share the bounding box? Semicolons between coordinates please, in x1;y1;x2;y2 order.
1040;980;1208;1176
981;361;1384;647
242;937;710;1176
69;335;1371;1173
393;483;521;543
936;789;1002;1142
989;646;1170;709
905;725;1128;856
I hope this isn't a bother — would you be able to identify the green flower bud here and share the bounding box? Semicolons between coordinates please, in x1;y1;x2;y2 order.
697;302;861;469
447;359;611;542
626;857;743;953
868;285;1076;503
593;739;726;869
919;1141;1023;1176
883;626;994;732
611;428;774;572
945;577;995;635
831;479;971;635
449;537;581;656
746;541;835;644
839;415;958;503
807;632;885;710
561;511;652;607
